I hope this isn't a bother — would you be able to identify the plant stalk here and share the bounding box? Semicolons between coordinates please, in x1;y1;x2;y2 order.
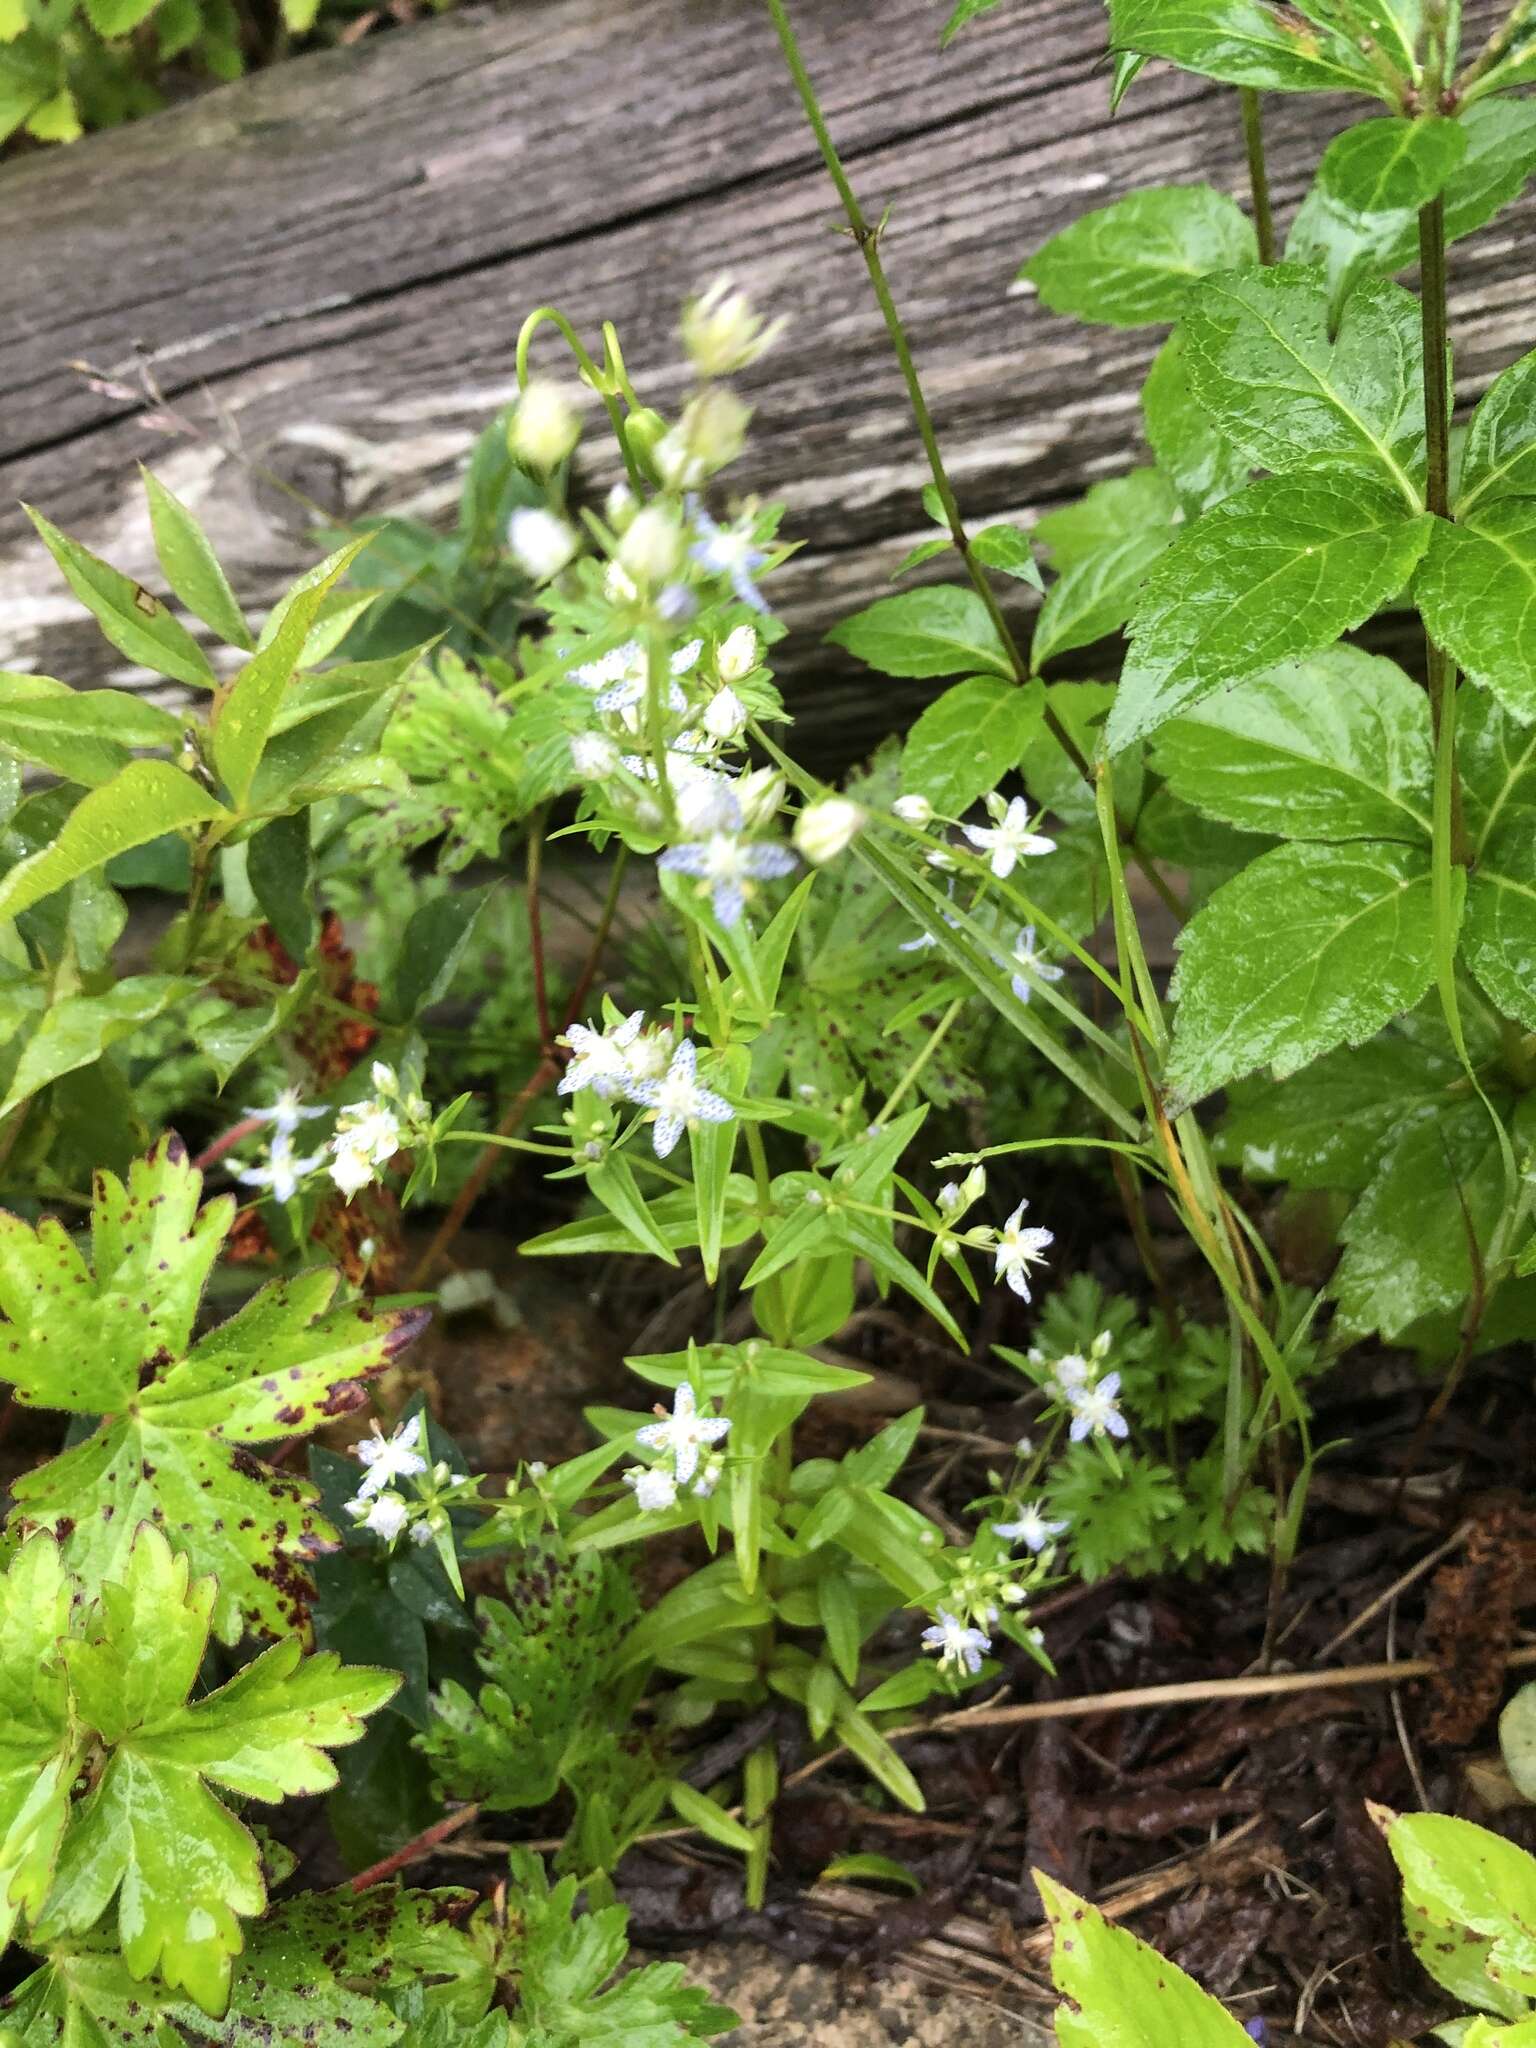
1418;195;1471;868
1238;89;1276;264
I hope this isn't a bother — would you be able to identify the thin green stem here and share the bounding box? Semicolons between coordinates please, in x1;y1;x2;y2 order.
1457;0;1532;99
1418;196;1472;871
1238;90;1276;265
876;997;964;1123
762;0;1183;920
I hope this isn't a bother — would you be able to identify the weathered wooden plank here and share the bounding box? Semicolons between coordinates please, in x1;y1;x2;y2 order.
1;0;1531;759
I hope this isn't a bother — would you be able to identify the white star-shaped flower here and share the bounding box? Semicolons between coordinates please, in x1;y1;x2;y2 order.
558;1011;647;1100
963;796;1056;879
994;1200;1054;1300
626;1039;735;1158
233;1131;326;1205
920;1608;991;1675
992;1500;1069;1553
345;1491;411;1542
1068;1373;1129;1442
635;1382;731;1485
353;1415;429;1501
243;1086;325;1137
1008;924;1066;1004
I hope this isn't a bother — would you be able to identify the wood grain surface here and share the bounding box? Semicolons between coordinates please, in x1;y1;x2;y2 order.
2;0;1531;757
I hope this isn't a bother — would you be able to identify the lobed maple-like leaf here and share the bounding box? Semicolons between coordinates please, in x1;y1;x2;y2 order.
0;1136;428;1640
0;1525;397;2017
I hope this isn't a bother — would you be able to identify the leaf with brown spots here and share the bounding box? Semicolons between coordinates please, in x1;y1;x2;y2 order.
0;1142;430;1641
1037;1870;1254;2047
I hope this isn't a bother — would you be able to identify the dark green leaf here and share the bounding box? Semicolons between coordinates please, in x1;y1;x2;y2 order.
1414;502;1536;721
900;675;1043;813
1108;0;1382;92
1034;468;1178;573
1022;184;1256;328
1316;116;1465;215
247;810;316;966
1150;645;1433;840
1142;331;1250;515
1166;840;1438;1108
1109;475;1432;751
1456;348;1536;519
383;884;493;1024
826;586;1012;679
1181;267;1425;492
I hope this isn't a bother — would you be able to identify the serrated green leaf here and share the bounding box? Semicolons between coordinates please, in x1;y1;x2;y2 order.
1217;1007;1471;1190
1289;99;1536;307
214;542;366;807
141;469;253;651
24;508;215;690
0;675;183;788
1458;349;1536;520
826;586;1011;679
0;761;227;927
1462;692;1536;1030
1142;330;1250;515
1038;1871;1253;2048
0;974;196;1119
1108;475;1432;752
1415;503;1536;721
1166;840;1438;1108
1182;267;1425;494
1318;116;1466;215
1334;1095;1534;1339
899;675;1042;813
970;522;1043;588
1022;184;1256;328
1033;529;1172;669
1108;0;1381;91
1034;469;1178;574
1151;645;1432;840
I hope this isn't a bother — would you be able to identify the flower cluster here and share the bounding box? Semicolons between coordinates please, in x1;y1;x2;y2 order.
330;1061;432;1199
623;1383;731;1512
1030;1328;1128;1443
232;1087;327;1204
343;1414;432;1543
558;1010;733;1159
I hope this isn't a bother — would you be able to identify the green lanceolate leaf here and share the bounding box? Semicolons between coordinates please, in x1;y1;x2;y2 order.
213;541;367;807
900;675;1042;813
24;508;215;690
970;522;1043;587
1181;266;1426;494
1333;1094;1535;1339
1415;501;1536;721
0;676;183;789
1034;468;1179;573
1021;185;1257;328
1151;645;1433;841
0;975;197;1120
940;0;1007;43
141;468;254;650
1107;0;1383;93
1142;331;1250;516
0;1137;428;1640
1108;474;1432;751
1166;840;1438;1109
1460;691;1536;1031
1039;1871;1253;2047
826;585;1012;679
1033;528;1173;669
0;761;228;927
1382;1810;1536;2010
1457;349;1536;519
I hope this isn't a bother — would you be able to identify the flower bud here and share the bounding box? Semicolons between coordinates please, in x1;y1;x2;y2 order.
623;407;668;478
717;624;759;683
509;507;578;582
617;505;685;586
605;481;638;529
703;686;747;741
794;796;866;865
509;379;580;471
736;766;786;830
893;793;933;826
682;276;787;377
654;386;750;489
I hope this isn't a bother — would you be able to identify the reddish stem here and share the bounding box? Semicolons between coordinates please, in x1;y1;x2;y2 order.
193;1115;264;1172
349;1801;482;1890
